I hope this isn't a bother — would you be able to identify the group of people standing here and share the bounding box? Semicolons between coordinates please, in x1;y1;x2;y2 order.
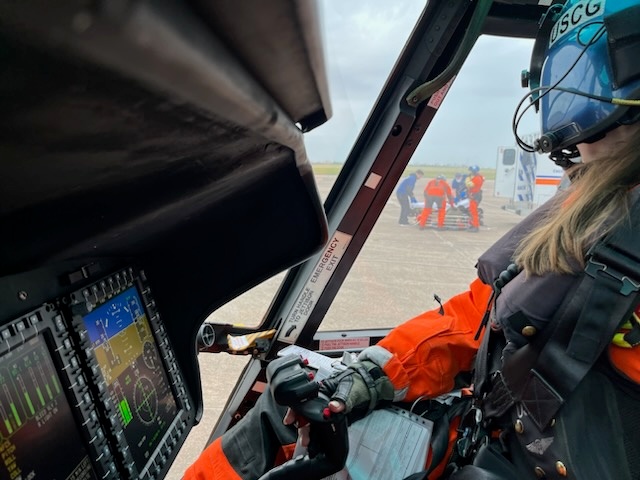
396;166;484;231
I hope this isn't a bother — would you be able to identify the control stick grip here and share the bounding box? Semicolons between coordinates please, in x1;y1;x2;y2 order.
258;355;349;480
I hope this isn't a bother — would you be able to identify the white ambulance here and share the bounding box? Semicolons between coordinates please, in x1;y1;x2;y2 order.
494;140;566;215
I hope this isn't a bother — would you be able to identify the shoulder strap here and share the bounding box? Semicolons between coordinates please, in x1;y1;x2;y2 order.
486;197;640;430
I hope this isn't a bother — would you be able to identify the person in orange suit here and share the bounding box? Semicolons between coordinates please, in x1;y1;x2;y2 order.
417;174;454;230
465;165;484;232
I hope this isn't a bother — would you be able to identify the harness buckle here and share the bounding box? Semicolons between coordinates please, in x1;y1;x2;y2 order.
585;258;640;296
456;406;486;459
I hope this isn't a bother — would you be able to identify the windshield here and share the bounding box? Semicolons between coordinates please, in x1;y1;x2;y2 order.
206;32;537;331
320;33;537;330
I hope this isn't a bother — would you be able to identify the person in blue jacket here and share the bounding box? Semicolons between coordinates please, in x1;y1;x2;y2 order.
451;172;467;203
396;169;423;225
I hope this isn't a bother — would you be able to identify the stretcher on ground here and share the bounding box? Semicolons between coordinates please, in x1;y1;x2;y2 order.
410;199;484;230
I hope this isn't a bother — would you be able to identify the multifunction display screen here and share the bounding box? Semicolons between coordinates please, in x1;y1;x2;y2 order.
82;286;177;471
0;336;97;480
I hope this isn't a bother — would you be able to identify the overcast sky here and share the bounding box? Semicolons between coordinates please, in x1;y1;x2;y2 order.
304;1;538;169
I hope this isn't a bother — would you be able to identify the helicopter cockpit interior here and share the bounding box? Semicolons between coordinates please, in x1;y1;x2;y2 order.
0;1;552;478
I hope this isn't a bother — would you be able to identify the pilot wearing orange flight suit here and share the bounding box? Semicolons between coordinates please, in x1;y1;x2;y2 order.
185;191;640;480
465;165;483;232
417;175;454;230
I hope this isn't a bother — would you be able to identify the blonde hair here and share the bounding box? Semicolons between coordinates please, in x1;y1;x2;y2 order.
514;124;640;275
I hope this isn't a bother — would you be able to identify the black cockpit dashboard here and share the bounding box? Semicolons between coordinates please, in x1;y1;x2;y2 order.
0;0;330;477
0;264;191;479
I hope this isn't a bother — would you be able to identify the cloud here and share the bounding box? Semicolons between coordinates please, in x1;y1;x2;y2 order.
306;0;423;162
417;35;537;167
306;2;539;169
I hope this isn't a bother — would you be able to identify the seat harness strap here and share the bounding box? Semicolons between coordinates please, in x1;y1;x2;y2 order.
482;197;640;431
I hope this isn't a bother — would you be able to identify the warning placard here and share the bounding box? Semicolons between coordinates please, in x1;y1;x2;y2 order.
278;230;353;344
426;76;455;109
318;337;370;351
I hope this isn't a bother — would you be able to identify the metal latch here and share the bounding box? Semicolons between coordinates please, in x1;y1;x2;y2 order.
585;258;640;296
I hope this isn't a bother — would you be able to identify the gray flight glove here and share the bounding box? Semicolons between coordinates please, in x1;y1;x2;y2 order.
319;360;394;423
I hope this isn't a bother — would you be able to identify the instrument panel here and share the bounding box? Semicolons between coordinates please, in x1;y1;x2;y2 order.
0;266;193;480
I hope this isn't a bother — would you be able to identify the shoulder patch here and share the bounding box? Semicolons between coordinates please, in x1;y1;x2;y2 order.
526;437;554;456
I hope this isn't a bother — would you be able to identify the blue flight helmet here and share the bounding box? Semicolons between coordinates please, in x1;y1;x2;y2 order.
523;0;640;163
469;165;480;174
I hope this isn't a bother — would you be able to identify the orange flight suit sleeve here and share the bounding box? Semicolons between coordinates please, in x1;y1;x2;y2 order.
183;437;242;480
372;278;492;401
469;175;484;194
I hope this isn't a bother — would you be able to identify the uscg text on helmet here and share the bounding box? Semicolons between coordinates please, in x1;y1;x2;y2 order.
549;0;603;47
